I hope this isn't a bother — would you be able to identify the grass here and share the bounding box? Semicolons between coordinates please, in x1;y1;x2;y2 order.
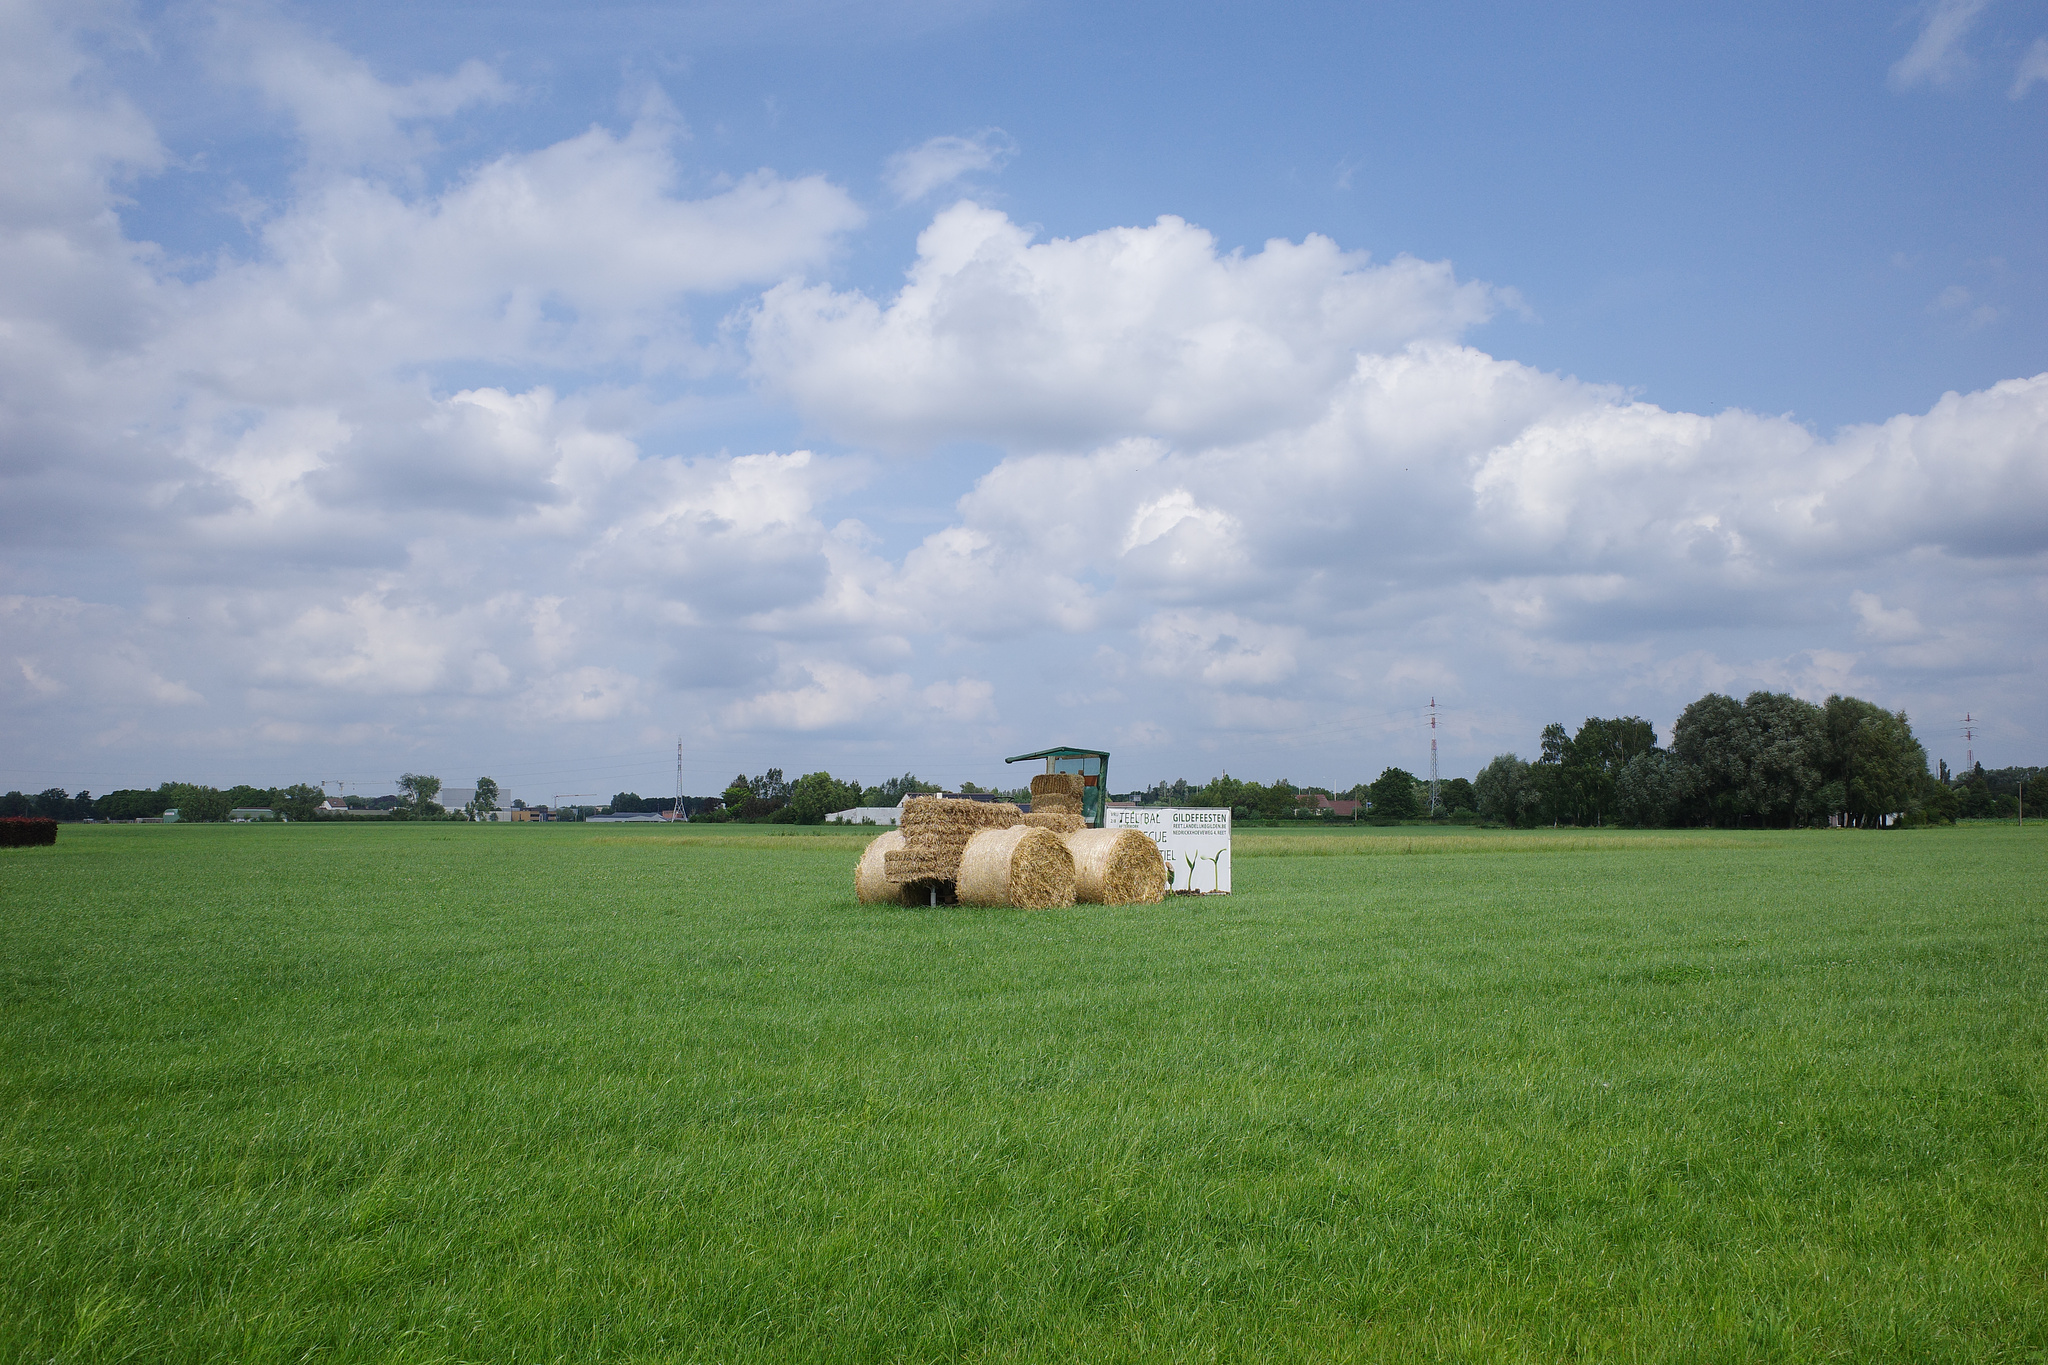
1;820;2043;1362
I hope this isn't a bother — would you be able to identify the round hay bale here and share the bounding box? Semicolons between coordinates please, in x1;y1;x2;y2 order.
956;826;1076;909
855;831;912;904
1022;812;1085;833
1061;829;1167;905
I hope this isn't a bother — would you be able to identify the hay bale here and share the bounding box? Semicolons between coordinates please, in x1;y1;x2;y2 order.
892;797;1023;881
884;850;960;881
1030;773;1085;797
855;831;913;904
1022;811;1085;833
1030;793;1083;815
900;795;1022;831
956;826;1075;909
1062;829;1167;905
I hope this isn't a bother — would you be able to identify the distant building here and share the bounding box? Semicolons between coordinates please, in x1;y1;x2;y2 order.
1299;795;1361;819
440;787;477;810
826;806;900;825
229;808;278;821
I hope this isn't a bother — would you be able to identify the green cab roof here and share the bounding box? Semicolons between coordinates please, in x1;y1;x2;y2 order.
1004;746;1111;762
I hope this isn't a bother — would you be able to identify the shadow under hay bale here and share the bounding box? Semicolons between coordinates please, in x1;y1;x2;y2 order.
957;826;1075;909
1062;828;1167;904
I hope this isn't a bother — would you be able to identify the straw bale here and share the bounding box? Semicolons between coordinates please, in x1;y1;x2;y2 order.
884;850;960;882
855;831;915;905
956;826;1076;909
1030;793;1083;815
900;795;1022;831
1030;773;1086;797
1061;829;1167;905
1021;811;1085;833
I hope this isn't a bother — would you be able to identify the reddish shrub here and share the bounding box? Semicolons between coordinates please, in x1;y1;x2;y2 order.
0;816;57;848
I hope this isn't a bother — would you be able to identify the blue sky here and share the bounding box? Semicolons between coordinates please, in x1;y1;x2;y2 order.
3;0;2044;803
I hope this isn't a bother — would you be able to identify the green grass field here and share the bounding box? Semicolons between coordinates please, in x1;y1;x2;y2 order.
2;821;2042;1362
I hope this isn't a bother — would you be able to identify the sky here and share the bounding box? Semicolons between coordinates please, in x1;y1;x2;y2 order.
2;0;2044;806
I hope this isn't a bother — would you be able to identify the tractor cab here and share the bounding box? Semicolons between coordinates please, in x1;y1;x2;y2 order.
1005;746;1111;828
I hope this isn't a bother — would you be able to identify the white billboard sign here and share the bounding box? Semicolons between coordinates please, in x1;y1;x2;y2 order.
1105;807;1232;894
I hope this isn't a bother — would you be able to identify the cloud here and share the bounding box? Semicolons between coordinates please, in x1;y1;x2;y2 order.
1851;591;1924;643
721;660;996;732
884;129;1016;203
2012;36;2048;97
1928;283;2000;328
1889;0;1990;90
2;1;2043;797
216;8;513;174
750;203;1502;449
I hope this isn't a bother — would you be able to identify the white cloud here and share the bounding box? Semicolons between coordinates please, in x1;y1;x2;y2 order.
1889;0;1990;90
218;9;513;173
884;129;1015;203
2;2;2044;797
721;660;996;732
2011;36;2048;96
749;203;1501;449
1851;591;1924;642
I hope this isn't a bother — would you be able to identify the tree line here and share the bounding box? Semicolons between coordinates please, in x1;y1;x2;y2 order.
1472;691;1967;829
13;702;2024;831
4;775;499;823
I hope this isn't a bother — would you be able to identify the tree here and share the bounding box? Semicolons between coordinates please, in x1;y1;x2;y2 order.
1734;692;1827;826
474;777;500;815
94;789;162;822
397;774;442;815
1559;717;1658;825
157;782;231;822
1196;773;1253;813
1524;724;1576;824
224;785;276;812
1671;694;1749;826
1254;778;1297;821
1439;777;1477;813
723;770;792;820
789;771;865;824
1367;767;1420;822
610;791;649;814
1473;755;1532;826
862;773;941;806
277;784;323;822
1822;695;1925;826
31;788;99;821
1613;751;1690;827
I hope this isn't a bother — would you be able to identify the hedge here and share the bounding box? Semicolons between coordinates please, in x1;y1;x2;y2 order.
0;816;58;847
